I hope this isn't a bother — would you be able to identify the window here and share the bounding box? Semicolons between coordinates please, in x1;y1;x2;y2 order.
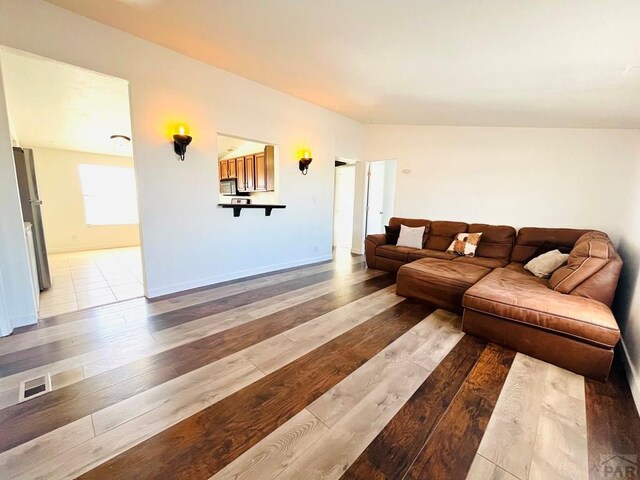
78;164;139;225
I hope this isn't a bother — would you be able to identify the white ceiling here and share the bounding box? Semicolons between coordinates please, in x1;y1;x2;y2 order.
1;49;133;156
217;134;267;160
44;0;640;128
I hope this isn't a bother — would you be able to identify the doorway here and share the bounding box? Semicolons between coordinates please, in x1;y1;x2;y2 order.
365;160;397;235
1;48;144;318
333;160;357;256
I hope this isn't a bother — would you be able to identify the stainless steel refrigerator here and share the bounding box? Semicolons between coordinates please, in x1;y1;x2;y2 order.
13;147;51;290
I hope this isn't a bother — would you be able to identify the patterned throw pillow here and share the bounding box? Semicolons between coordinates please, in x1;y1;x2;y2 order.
446;232;483;257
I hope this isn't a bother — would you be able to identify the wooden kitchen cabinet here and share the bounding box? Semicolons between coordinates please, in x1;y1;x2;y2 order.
219;160;229;180
219;145;274;193
244;155;255;191
255;145;275;191
236;156;246;191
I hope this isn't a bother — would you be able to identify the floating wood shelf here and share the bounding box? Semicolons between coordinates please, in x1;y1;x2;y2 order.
218;203;286;217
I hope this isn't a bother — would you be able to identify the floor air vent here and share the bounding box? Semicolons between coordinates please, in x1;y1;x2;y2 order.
19;373;52;402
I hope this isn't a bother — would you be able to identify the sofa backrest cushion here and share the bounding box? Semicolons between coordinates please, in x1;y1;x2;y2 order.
388;217;431;247
548;232;621;306
425;221;468;251
510;227;592;264
468;223;516;261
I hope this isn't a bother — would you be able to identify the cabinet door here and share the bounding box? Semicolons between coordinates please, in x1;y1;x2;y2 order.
254;153;267;191
236;157;246;191
265;147;275;191
228;158;236;178
245;155;255;191
219;160;229;180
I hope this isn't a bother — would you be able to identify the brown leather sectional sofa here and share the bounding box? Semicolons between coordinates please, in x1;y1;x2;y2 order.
365;217;623;380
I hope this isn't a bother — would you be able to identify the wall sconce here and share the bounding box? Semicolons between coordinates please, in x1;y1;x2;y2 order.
299;151;312;175
173;124;192;161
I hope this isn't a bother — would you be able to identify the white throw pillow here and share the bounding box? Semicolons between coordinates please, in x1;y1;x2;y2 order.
396;225;425;249
524;249;570;278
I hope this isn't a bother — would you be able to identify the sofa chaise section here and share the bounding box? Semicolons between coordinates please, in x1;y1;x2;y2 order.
462;267;619;379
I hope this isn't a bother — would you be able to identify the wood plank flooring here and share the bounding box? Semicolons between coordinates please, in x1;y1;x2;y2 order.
0;254;638;479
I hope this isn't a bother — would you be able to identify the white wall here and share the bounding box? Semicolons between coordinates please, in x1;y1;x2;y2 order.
381;160;397;227
30;147;140;253
363;125;640;242
0;0;363;317
614;146;640;410
0;60;37;331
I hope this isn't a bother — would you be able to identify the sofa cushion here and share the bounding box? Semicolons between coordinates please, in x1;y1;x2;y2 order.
504;262;528;274
397;258;491;312
376;245;417;262
452;256;509;269
407;249;457;262
425;221;468;251
549;234;616;294
469;223;516;261
510;227;592;264
400;258;491;289
463;268;620;348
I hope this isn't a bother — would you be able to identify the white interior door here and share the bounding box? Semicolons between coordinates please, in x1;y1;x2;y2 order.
333;166;356;249
366;161;386;235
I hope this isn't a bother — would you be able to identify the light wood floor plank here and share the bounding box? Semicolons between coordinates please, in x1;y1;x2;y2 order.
477;353;548;479
0;417;95;479
466;455;519;480
529;365;588;480
91;353;257;435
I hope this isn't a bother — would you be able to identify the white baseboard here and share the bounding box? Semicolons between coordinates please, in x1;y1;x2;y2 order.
620;337;640;416
146;254;333;298
351;247;364;255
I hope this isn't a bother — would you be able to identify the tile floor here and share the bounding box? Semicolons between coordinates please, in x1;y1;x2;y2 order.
39;246;145;318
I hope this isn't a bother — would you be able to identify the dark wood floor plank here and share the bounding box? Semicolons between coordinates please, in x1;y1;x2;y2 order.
78;300;435;479
342;334;487;480
586;355;640;480
0;263;366;378
0;273;394;454
404;343;516;480
346;458;389;480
